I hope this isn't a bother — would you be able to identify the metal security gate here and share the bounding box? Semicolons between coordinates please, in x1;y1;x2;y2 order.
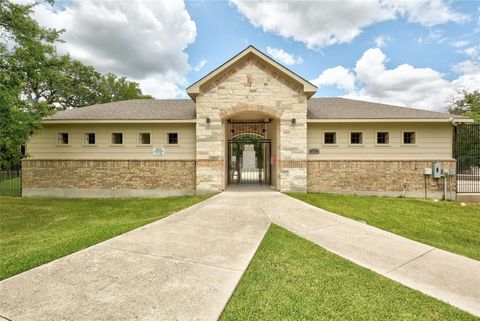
228;140;271;185
0;164;21;197
454;124;480;193
227;120;273;185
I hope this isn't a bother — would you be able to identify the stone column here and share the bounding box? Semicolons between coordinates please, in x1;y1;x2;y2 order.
278;109;307;193
195;109;224;194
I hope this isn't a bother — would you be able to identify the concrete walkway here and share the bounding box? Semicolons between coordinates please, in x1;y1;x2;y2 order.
262;192;480;317
0;193;270;321
1;190;479;320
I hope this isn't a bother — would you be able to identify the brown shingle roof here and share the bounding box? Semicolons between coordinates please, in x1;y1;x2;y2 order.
45;99;196;120
307;97;470;120
44;97;471;121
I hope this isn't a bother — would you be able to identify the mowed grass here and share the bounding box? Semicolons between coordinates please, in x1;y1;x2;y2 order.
0;195;210;280
288;193;480;261
0;177;21;196
221;225;477;321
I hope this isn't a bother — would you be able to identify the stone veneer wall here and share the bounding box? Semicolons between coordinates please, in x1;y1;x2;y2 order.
195;54;308;193
307;160;456;198
22;159;196;198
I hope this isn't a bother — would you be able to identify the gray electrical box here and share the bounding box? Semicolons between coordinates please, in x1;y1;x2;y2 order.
424;167;432;175
432;161;442;178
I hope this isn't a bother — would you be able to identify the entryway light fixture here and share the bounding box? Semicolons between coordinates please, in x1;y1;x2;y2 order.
291;118;296;125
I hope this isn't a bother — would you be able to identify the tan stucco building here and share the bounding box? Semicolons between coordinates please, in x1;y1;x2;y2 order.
23;46;472;198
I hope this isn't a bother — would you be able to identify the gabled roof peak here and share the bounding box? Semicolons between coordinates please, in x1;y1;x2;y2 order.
186;46;317;101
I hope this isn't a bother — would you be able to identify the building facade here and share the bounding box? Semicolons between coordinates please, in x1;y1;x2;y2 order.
23;46;471;198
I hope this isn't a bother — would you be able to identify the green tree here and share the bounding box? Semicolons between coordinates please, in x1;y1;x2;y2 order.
450;91;480;172
20;53;104;109
449;90;480;123
98;73;153;103
0;0;153;167
0;0;58;168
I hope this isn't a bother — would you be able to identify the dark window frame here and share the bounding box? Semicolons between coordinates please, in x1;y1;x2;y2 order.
350;132;363;145
166;132;179;145
376;132;389;145
403;131;416;145
57;132;69;145
323;132;337;145
84;132;96;145
111;132;124;145
138;132;151;145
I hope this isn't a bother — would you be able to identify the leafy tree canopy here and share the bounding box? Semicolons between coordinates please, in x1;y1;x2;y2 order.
449;90;480;123
0;0;153;168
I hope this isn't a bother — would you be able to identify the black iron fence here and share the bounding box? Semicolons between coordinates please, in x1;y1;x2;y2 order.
0;169;22;196
454;124;480;193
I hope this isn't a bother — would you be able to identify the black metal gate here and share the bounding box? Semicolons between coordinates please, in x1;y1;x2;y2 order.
454;124;480;193
228;140;271;185
227;120;273;185
0;164;22;197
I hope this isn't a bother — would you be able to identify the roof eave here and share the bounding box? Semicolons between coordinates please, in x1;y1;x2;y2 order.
42;119;197;124
307;118;473;123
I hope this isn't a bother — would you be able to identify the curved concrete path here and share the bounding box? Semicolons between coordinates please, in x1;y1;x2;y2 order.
0;193;271;321
262;192;480;317
1;190;479;320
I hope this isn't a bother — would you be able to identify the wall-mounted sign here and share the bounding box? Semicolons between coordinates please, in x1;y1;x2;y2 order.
309;148;320;155
153;147;166;156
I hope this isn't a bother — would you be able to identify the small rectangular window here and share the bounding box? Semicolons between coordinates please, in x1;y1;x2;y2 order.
377;132;389;144
350;132;363;144
84;132;96;145
138;132;151;145
111;132;123;145
57;132;69;145
403;132;416;144
166;132;178;145
324;132;336;144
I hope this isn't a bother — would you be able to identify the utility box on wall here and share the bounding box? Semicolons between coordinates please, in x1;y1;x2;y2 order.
433;161;442;179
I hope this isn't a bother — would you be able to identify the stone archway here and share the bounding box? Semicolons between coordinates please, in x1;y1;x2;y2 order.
222;108;281;190
219;105;283;120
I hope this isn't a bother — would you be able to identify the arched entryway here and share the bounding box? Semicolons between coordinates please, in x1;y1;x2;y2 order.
221;107;281;190
227;122;272;185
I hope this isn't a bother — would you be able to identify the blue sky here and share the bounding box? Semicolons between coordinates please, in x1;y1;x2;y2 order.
185;1;479;101
36;0;480;111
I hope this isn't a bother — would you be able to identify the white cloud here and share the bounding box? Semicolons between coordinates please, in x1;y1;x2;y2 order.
352;48;453;110
452;44;480;76
390;0;469;27
266;47;303;65
312;48;480;112
231;0;468;49
193;59;207;71
135;71;189;99
461;46;480;60
374;35;392;48
311;66;356;92
452;60;479;74
451;40;471;48
32;0;197;98
451;68;480;94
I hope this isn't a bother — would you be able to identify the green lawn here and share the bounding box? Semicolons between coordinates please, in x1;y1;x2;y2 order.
288;193;480;261
0;195;209;280
0;177;21;196
221;225;477;321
